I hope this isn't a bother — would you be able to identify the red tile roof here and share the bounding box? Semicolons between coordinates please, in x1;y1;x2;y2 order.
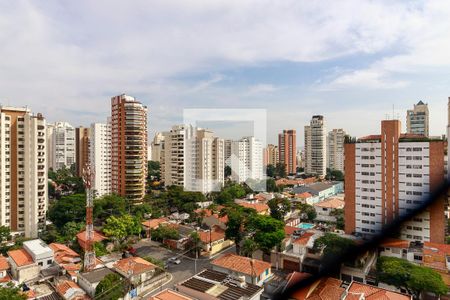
293;232;315;246
314;198;344;209
211;253;271;276
49;243;80;264
142;217;169;229
422;242;450;271
151;289;193;300
295;192;313;199
76;230;106;243
8;249;34;267
292;277;344;300
348;282;411;299
284;226;298;236
0;256;9;271
237;202;269;213
114;257;156;275
198;230;225;244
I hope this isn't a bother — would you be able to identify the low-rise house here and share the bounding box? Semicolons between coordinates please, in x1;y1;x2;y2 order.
0;256;11;286
235;201;270;215
150;289;194;300
346;281;411;299
211;253;272;286
198;229;233;256
340;250;377;285
56;279;90;300
77;230;106;251
292;181;344;202
141;217;169;236
8;249;39;283
313;198;344;222
77;267;114;298
113;257;156;296
197;208;229;230
49;243;82;281
177;269;263;300
23;239;54;269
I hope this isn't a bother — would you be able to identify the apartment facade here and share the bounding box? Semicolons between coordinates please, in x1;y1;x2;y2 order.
406;100;429;137
327;128;346;173
47;122;76;171
161;125;186;187
278;129;296;174
264;144;279;166
0;106;47;238
345;120;445;243
89;122;112;197
150;132;164;162
304;115;327;177
111;94;148;204
75;126;91;177
185;127;225;193
230;136;263;183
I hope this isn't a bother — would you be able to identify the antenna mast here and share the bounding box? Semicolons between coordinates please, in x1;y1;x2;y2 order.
83;163;96;271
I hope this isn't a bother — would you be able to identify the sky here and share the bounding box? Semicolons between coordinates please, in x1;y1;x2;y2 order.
1;0;450;146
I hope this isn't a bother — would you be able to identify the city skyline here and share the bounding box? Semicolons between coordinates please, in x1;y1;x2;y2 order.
1;1;450;144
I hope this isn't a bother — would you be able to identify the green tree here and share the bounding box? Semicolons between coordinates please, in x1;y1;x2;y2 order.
313;233;355;263
143;256;164;270
94;194;128;222
241;239;258;258
189;232;202;257
224;165;232;178
275;163;287;178
326;168;344;181
330;208;344;230
0;226;11;243
48;194;86;227
266;178;279;192
377;256;448;297
266;164;276;178
131;203;153;219
95;273;126;300
297;203;317;221
268;198;291;220
247;214;285;255
223;206;256;255
0;283;27;300
103;215;141;244
147;161;161;181
59;222;85;243
93;242;108;257
151;225;180;242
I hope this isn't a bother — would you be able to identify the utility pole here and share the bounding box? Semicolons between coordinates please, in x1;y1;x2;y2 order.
83;163;96;271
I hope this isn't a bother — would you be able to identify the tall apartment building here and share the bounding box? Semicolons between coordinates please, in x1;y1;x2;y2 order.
327;129;346;173
264;144;279;166
185;127;225;193
0;106;47;238
406;101;429;137
345;120;445;243
224;139;232;164
111;94;148;204
230;137;263;183
150;132;164;162
278;130;296;174
47;122;76;171
161;125;224;193
89;122;112;197
304;116;327;177
161;125;186;187
75;126;91;177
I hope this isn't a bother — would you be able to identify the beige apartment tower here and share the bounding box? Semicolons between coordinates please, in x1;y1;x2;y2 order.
305;115;327;177
111;94;148;204
327;129;346;173
278;130;296;174
406;101;429;137
0;106;47;238
264;144;279;166
75;126;91;177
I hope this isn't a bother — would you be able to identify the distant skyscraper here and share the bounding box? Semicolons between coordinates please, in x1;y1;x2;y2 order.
305;116;327;177
75;126;91;177
111;94;148;204
278;130;296;174
89;122;112;197
327;129;346;173
161;125;186;187
224;139;232;164
47;122;76;171
0;106;47;238
345;120;445;243
150;132;164;162
264;144;279;166
231;137;263;183
406;101;429;137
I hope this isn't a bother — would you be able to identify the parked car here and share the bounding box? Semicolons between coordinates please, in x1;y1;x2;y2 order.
169;257;181;264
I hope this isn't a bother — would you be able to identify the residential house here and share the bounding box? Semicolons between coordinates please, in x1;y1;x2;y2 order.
56;279;90;300
49;243;82;281
292;181;344;202
347;281;411;299
235;201;270;215
7;249;40;283
197;208;229;230
176;269;263;300
150;289;194;300
142;217;169;238
113;257;157;297
198;228;233;256
313;198;344;222
77;267;114;297
211;253;272;286
77;230;106;251
340;250;378;285
0;256;11;286
23;239;54;269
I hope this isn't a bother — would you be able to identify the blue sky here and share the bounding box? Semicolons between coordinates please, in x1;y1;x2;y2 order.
1;0;450;146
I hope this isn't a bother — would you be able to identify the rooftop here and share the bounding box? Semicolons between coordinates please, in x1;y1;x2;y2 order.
235;201;269;213
23;239;53;256
347;281;411;299
380;238;410;249
198;230;225;244
179;269;262;300
79;267;114;284
8;249;34;267
76;230;106;243
0;256;9;271
150;289;194;300
314;198;344;209
114;257;156;275
293;232;315;246
49;243;80;265
211;253;271;276
142;217;169;229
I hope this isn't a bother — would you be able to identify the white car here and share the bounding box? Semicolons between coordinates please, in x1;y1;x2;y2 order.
169;257;181;264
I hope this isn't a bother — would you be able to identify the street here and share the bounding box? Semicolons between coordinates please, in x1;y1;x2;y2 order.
133;239;236;298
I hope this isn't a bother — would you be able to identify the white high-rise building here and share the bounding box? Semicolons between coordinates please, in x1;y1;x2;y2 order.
151;132;164;162
327;129;346;173
47;122;76;171
161;125;224;193
89;122;112;197
230;137;263;183
406;101;429;137
305;115;327;177
0;106;47;238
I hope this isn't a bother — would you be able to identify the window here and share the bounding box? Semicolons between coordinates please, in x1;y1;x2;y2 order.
47;259;52;265
38;262;43;266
